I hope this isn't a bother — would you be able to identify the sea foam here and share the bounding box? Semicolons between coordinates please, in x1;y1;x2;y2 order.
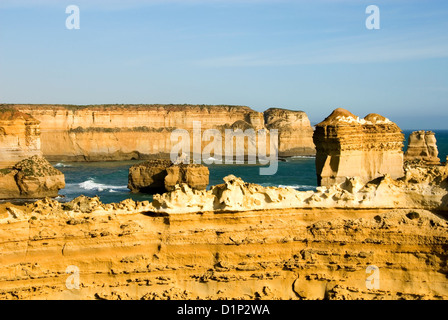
79;179;128;193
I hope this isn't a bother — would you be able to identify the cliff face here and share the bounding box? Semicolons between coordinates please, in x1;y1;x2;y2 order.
10;104;315;161
405;130;440;165
313;109;404;187
1;164;447;300
0;109;42;168
264;108;315;157
0;155;65;199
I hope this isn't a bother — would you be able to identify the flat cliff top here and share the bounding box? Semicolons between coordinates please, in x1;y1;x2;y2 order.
3;104;256;113
264;107;307;114
0;107;36;121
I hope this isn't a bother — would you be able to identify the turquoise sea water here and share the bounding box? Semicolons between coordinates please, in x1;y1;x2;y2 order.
54;130;448;204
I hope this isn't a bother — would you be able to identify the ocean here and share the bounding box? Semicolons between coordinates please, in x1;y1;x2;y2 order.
55;130;448;204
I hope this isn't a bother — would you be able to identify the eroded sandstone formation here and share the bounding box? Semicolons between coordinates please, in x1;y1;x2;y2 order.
0;108;42;168
405;130;440;165
7;104;316;161
313;108;405;187
165;164;209;192
128;160;209;193
264;108;315;157
0;155;65;199
0;163;447;299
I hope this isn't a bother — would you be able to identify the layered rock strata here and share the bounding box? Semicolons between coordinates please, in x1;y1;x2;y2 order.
7;104;316;161
313;108;405;187
405;130;440;165
0;109;42;168
264;108;315;156
0;155;65;199
0;163;447;300
128;160;209;193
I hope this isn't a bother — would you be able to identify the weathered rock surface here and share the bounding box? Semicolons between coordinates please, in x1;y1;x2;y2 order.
9;104;316;161
128;160;172;193
128;160;209;193
0;155;65;199
264;108;315;156
313;108;404;187
0;108;42;168
405;130;440;165
149;161;448;214
1;168;447;299
165;164;209;192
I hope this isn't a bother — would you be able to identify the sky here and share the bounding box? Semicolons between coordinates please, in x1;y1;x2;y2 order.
0;0;447;129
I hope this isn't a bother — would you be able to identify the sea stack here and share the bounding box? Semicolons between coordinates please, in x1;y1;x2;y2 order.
128;160;209;193
263;108;315;156
313;108;404;186
405;130;440;165
0;155;65;199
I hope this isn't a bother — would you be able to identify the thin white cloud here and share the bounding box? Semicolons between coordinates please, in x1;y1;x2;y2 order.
0;0;287;9
194;33;448;67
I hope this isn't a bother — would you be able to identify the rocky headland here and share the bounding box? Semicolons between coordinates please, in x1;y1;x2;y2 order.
0;161;447;300
0;106;447;300
5;104;316;161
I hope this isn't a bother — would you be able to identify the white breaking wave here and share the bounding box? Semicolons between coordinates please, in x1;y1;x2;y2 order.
278;184;315;190
79;179;128;193
54;163;72;168
289;155;316;159
260;183;315;190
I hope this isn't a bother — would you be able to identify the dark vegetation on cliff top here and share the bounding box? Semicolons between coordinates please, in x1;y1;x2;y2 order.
69;126;178;133
0;103;253;112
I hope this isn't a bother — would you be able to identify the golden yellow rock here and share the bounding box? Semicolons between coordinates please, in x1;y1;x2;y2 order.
0;108;41;168
128;160;209;193
10;104;316;161
0;156;65;199
405;130;440;165
313;108;405;187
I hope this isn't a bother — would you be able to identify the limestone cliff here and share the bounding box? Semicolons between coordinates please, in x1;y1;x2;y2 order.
8;104;315;161
405;130;440;165
0;155;65;199
313;108;404;187
264;108;315;157
0;108;41;168
0;163;447;299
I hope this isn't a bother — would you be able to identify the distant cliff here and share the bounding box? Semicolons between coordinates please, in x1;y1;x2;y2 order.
0;108;42;168
6;104;316;161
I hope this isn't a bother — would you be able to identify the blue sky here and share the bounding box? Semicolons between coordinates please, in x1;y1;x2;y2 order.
0;0;447;129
